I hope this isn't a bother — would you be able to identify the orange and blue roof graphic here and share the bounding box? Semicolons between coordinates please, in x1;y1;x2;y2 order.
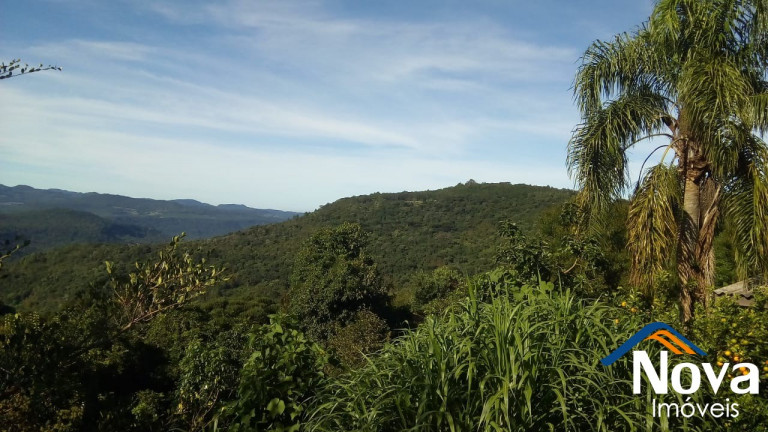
601;322;707;366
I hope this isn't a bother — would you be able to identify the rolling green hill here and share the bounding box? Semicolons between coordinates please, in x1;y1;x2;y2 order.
0;184;300;245
0;182;575;314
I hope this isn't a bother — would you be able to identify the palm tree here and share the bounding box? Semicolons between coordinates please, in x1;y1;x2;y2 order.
568;0;768;323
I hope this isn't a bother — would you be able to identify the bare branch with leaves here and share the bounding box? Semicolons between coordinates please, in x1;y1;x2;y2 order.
1;59;61;80
106;233;226;331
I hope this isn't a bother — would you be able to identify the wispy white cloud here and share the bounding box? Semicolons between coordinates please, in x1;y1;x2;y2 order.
1;0;589;210
144;0;578;85
0;122;570;212
0;73;448;151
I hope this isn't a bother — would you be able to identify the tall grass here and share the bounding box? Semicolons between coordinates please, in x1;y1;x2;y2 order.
306;280;715;431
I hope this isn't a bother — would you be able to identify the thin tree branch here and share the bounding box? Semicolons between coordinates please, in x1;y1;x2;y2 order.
0;66;61;80
660;96;682;117
562;259;579;274
621;133;675;151
634;144;671;190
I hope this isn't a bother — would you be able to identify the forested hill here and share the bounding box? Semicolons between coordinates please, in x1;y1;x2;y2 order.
206;181;574;288
0;184;301;253
0;182;574;314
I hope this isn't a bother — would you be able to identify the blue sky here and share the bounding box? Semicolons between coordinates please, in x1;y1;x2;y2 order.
1;0;654;212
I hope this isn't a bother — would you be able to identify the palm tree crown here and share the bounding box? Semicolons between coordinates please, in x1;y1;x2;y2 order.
568;0;768;322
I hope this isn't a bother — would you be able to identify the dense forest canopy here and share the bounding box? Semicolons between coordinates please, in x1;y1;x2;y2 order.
0;182;575;314
3;0;768;430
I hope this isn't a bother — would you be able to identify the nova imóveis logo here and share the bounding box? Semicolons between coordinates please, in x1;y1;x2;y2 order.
602;322;760;419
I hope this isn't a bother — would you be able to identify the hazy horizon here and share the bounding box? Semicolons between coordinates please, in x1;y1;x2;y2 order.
0;179;575;213
2;0;655;212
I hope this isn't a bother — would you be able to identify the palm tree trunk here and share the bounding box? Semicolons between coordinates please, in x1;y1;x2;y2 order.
696;177;720;301
677;143;720;325
678;175;700;324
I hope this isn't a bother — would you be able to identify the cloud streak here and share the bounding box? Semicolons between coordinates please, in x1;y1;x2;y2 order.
0;0;627;210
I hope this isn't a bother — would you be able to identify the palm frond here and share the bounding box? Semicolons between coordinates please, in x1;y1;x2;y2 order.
652;0;744;54
627;164;682;297
751;90;768;135
745;0;768;43
573;30;670;115
679;53;753;139
703;117;758;182
648;0;684;41
568;89;669;217
702;81;768;192
722;134;768;278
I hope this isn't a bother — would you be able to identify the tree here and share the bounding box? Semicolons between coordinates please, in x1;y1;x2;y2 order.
288;223;387;340
411;266;463;310
568;0;768;323
0;235;227;431
223;316;327;432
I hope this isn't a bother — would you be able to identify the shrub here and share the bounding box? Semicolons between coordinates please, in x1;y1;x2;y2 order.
411;266;463;311
691;287;768;430
176;338;241;431
307;281;717;431
223;315;328;432
327;310;389;370
288;223;387;341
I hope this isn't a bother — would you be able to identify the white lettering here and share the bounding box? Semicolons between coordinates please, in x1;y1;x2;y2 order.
731;363;760;394
671;363;700;394
702;363;729;393
656;401;678;417
633;351;668;394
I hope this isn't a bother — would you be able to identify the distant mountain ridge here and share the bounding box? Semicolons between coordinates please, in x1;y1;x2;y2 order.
0;184;301;253
1;181;576;313
0;184;296;217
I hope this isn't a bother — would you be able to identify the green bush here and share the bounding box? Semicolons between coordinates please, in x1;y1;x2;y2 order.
176;338;241;431
327;309;389;370
411;266;464;311
307;281;720;431
288;223;388;341
223;315;328;432
691;287;768;431
0;312;89;431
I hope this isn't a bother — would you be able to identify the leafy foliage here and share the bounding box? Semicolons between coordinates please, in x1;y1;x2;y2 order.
691;286;768;432
568;0;768;322
0;235;228;431
223;316;328;432
0;237;28;273
411;265;465;311
0;309;105;431
176;337;242;431
496;201;628;296
107;234;226;331
308;278;724;431
326;309;389;370
288;222;388;340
